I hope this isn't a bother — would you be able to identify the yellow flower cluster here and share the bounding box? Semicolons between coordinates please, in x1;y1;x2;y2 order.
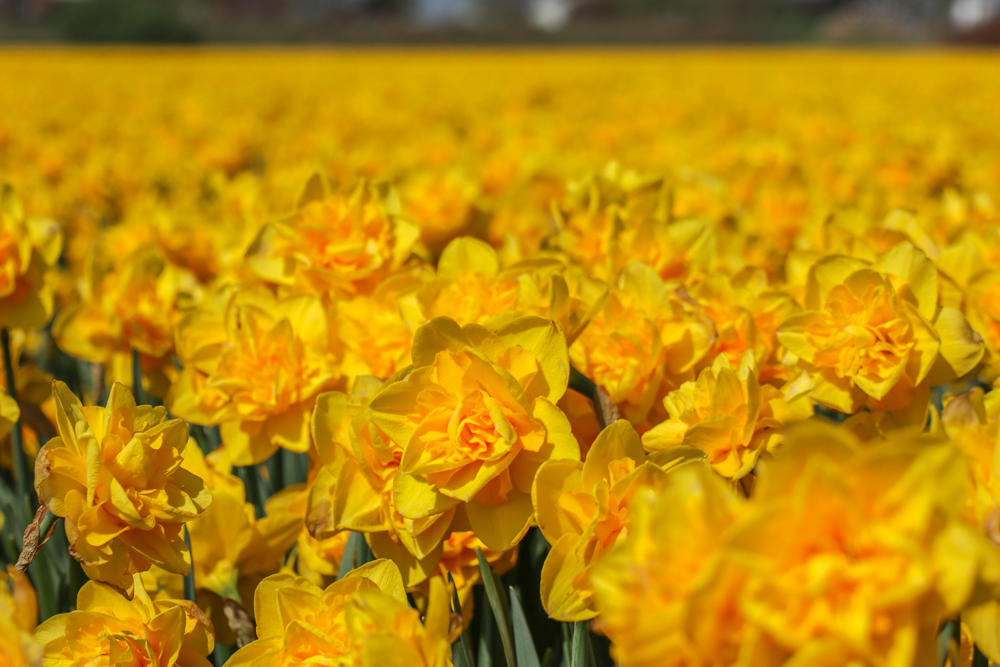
1;49;1000;667
590;425;1000;667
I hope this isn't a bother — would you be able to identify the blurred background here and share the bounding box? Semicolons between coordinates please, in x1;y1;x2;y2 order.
0;0;997;45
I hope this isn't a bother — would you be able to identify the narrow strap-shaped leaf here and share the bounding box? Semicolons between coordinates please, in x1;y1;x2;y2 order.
337;531;373;579
478;596;497;667
561;624;572;667
183;524;197;603
570;621;592;667
31;516;66;622
337;532;360;579
477;547;517;667
937;619;959;667
236;465;267;520
510;586;542;667
67;556;87;611
211;642;235;667
449;572;476;667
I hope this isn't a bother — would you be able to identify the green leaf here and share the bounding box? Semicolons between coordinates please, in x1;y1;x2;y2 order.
31;517;67;622
570;621;593;667
477;547;517;667
337;532;373;579
449;572;476;667
478;596;497;667
236;465;267;520
510;586;541;667
211;643;235;667
67;556;87;611
938;619;959;667
567;366;597;399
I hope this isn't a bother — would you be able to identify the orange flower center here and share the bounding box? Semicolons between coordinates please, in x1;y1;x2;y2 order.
812;282;913;381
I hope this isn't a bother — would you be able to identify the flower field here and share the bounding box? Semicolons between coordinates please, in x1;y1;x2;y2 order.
2;48;1000;666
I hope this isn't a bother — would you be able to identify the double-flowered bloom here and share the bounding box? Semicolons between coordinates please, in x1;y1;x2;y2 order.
224;560;452;667
35;382;211;597
369;315;579;552
778;243;984;414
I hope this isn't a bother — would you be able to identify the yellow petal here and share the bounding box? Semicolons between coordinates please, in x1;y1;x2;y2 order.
965;601;1000;664
366;530;442;588
437;237;499;279
342;558;408;604
492;315;570;403
582;419;644;488
927;306;985;386
393;472;461;520
540;534;596;621
804;255;869;310
873;241;938;321
466;487;533;552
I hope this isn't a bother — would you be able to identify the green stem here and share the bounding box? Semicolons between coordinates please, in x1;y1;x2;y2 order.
2;329;34;513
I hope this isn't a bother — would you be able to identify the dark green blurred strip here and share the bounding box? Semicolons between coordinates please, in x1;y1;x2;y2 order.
3;328;35;515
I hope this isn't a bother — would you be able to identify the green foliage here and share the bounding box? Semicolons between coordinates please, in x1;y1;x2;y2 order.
55;0;200;44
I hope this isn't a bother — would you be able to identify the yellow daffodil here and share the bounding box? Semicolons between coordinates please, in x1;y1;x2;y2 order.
146;471;303;646
533;419;704;621
401;237;607;345
689;267;801;383
34;381;211;597
548;164;662;281
778;243;984;415
310;374;522;587
399;170;481;254
730;424;1000;666
0;183;62;330
571;262;715;428
168;284;339;465
308;376;455;586
940;386;1000;536
224;560;451;667
641;352;812;479
1;566;41;667
187;483;301;607
53;248;202;398
336;268;425;381
589;461;747;667
368;315;579;552
246;176;420;298
34;575;214;667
